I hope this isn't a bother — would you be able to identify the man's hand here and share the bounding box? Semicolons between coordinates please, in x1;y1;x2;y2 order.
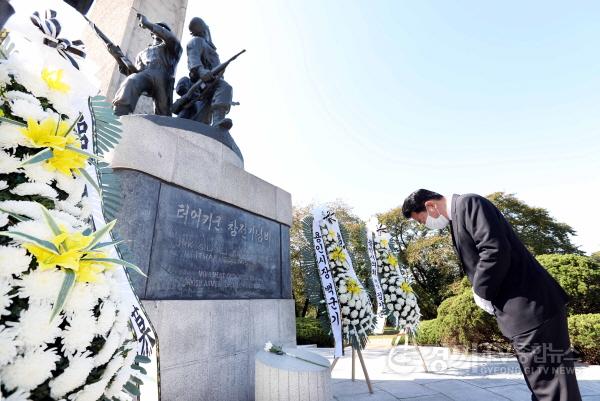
472;289;494;315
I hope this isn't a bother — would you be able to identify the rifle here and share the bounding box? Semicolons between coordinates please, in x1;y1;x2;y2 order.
172;49;246;115
83;15;138;75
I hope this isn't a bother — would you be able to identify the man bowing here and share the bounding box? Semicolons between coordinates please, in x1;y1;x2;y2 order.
402;189;581;401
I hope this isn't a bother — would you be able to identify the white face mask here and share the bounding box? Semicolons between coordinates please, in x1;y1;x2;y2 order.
425;207;449;230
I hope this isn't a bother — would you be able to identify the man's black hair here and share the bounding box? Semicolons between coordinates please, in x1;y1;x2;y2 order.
402;189;443;218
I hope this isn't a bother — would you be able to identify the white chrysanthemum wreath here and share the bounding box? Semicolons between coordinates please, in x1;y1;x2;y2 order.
0;23;145;401
318;214;376;348
373;230;421;333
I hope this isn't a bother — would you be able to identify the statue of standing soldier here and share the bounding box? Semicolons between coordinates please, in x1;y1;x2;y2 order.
177;17;234;129
112;14;182;116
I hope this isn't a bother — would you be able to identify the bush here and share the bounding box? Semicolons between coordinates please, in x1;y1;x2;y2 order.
568;314;600;365
415;319;442;345
537;254;600;314
296;317;334;347
435;288;509;351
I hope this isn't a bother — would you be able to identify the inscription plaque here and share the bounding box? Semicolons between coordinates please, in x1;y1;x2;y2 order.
143;184;287;299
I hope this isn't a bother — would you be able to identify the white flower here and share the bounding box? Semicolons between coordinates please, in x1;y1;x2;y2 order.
3;389;29;401
0;278;14;316
395;304;402;311
19;269;65;303
93;327;123;367
9;218;54;243
0;326;20;367
49;353;95;398
1;347;59;391
388;286;396;293
4;90;52;121
341;306;350;315
390;294;397;301
104;345;138;398
351;319;359;326
0;125;29;149
393;311;399;317
0;211;8;228
338;285;347;294
0;245;32;278
355;300;362;310
62;309;97;355
0;150;22;173
96;300;117;337
0;200;42;220
63;282;100;316
54;174;85;202
11;182;58;198
264;341;273;352
350;310;358;319
22;163;55;184
0;179;7;190
8;302;61;348
338;294;349;304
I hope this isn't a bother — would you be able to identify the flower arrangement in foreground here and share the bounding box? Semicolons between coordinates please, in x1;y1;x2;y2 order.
368;225;420;334
300;208;376;353
0;19;148;401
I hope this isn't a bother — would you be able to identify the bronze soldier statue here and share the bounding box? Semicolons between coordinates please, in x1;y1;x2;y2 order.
185;17;234;129
112;14;182;116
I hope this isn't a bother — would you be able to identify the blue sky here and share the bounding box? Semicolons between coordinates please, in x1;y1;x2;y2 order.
182;1;599;253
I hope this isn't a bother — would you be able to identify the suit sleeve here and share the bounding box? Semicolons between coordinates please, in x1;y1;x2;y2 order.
464;196;511;301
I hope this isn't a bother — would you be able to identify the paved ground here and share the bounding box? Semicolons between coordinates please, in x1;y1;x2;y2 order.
308;344;600;401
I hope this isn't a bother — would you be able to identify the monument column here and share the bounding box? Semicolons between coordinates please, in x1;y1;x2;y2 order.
82;0;187;113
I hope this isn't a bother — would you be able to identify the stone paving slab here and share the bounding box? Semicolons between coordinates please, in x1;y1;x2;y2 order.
309;346;600;401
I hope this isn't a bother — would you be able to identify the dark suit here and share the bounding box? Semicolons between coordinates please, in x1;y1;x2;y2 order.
449;194;581;401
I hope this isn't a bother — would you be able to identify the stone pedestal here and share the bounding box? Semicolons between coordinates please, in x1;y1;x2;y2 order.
82;0;188;113
255;348;332;401
109;115;295;401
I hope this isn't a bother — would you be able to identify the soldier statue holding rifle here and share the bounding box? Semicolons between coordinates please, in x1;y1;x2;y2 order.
173;17;241;130
109;14;182;116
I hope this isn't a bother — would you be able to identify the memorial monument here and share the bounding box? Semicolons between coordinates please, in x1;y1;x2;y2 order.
80;1;296;400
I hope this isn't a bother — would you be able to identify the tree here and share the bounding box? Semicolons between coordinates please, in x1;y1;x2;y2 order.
591;251;600;264
487;192;581;255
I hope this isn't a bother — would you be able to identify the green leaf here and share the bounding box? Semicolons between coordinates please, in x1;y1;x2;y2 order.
0;207;30;222
91;239;127;250
79;167;101;194
132;364;148;375
50;270;75;322
0;231;59;254
123;381;140;396
65;145;104;161
134;355;151;364
0;116;26;127
84;220;117;251
20;148;54;166
63;113;83;137
83;257;147;277
40;204;62;236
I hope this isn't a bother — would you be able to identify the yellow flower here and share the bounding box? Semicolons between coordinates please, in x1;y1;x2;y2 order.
387;254;398;267
41;68;70;93
330;246;346;263
400;282;413;294
47;145;88;176
23;226;113;283
19;117;89;176
19;118;71;150
380;239;388;248
346;278;361;296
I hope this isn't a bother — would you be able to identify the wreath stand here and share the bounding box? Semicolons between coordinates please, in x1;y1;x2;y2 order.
330;344;374;394
391;330;429;373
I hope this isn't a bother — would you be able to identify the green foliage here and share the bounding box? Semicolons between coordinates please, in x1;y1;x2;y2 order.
296;317;334;347
405;234;462;319
487;192;581;255
568;314;600;364
591;251;600;264
536;254;600;314
435;288;508;351
415;319;441;345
